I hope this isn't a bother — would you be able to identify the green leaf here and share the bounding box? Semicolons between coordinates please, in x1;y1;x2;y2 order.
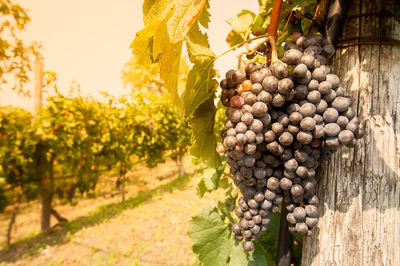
186;23;215;64
188;207;233;266
182;58;217;119
217;197;235;221
188;97;221;168
219;177;230;189
198;0;211;28
228;10;255;33
251;13;267;35
165;0;207;44
197;179;207;198
258;212;281;263
153;9;174;60
159;41;183;106
226;30;244;48
130;17;164;65
197;164;225;197
229;241;270;266
142;0;173;24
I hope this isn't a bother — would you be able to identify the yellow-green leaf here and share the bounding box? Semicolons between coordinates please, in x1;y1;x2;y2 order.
130;17;163;65
167;0;206;44
159;41;183;106
228;10;255;33
198;0;211;28
188;97;221;168
186;23;214;63
142;0;173;24
188;207;233;266
182;58;217;119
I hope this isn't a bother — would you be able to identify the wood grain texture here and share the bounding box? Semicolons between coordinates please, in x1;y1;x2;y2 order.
302;0;400;265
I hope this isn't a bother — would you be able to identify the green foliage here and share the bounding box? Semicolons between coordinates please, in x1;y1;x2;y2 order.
0;0;36;95
189;206;277;266
0;87;191;211
226;0;317;50
0;107;38;210
228;10;256;33
196;164;225;197
131;0;219;168
131;1;320;264
188;98;221;168
188;207;234;266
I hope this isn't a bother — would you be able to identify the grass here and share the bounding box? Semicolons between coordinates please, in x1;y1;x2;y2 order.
0;158;228;265
0;168;199;263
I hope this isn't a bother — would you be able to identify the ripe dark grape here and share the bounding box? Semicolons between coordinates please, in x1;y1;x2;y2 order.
219;34;363;250
233;69;247;84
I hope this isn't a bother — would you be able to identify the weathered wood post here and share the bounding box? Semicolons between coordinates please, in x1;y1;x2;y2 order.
302;0;400;265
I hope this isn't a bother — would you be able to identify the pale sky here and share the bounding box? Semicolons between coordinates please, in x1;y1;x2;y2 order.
0;0;259;111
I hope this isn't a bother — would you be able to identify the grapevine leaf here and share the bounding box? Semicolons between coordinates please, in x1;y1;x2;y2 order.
166;0;207;44
217;197;235;221
158;41;183;106
251;13;267;35
258;212;280;263
227;10;255;33
197;164;225;197
186;23;215;64
197;179;207;198
229;242;270;266
129;17;163;65
188;97;221;168
182;58;217;119
188;207;233;266
153;10;174;60
219;177;229;189
226;30;244;47
198;0;211;28
142;0;173;24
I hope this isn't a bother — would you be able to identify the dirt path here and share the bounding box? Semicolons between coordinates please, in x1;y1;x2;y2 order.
0;160;226;265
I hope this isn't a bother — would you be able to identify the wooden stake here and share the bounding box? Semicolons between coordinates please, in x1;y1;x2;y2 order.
33;56;43;116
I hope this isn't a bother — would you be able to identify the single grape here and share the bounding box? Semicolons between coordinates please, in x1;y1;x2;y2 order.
332;96;351;112
294;63;308;78
252;102;268;117
300;103;316;117
312;68;326;82
243;241;254;251
295;222;308;234
300;117;316;131
270;61;288;79
232;69;247;84
250;71;266;84
262;75;278;92
283;49;303;65
278;78;294;94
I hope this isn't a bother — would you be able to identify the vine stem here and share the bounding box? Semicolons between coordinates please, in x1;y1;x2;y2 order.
267;0;283;38
215;33;270;61
266;0;294;264
267;0;283;63
277;202;293;266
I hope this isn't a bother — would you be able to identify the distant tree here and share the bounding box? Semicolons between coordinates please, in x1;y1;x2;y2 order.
0;0;36;95
121;56;190;94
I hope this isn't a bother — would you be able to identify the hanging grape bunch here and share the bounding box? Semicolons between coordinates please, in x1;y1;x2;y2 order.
218;33;364;252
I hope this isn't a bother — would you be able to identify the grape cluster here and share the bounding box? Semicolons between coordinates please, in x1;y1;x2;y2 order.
219;33;364;251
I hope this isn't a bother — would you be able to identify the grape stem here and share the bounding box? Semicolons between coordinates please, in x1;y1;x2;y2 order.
268;36;279;63
216;0;281;67
215;33;270;60
267;0;283;38
236;35;279;69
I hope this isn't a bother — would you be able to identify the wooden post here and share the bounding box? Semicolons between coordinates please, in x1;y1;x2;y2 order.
33;56;43;116
302;0;400;264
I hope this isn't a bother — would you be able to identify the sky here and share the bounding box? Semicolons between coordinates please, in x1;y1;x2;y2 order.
0;0;259;111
